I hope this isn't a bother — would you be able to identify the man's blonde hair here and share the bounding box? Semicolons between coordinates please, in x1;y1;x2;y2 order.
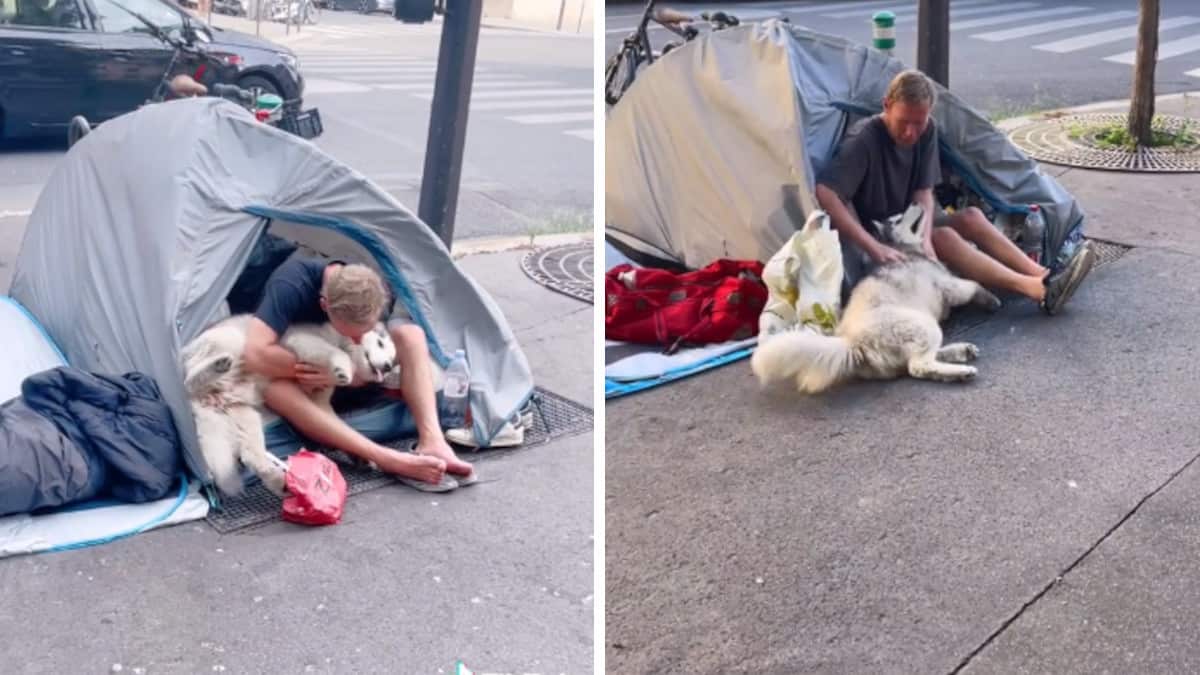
885;69;937;108
322;263;388;325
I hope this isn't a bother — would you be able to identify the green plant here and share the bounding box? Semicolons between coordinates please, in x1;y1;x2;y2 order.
1067;115;1197;151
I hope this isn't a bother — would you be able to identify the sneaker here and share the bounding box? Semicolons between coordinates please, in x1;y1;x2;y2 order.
1042;241;1097;315
445;421;525;448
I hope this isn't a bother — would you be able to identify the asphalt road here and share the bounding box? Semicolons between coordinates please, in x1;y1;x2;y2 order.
0;9;593;249
606;0;1200;119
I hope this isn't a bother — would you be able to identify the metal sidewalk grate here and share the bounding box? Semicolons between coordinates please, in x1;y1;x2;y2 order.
204;387;592;534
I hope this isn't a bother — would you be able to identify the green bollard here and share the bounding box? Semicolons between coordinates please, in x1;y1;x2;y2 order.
872;10;896;55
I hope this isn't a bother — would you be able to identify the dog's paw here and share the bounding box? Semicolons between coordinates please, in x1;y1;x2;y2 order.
964;344;980;361
332;365;353;386
262;464;287;497
957;366;978;382
978;290;1002;312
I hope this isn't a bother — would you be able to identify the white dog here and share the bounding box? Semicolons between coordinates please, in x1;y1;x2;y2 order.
180;314;399;497
750;205;1003;394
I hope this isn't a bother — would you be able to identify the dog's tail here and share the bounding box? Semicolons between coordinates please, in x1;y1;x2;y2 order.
750;330;856;394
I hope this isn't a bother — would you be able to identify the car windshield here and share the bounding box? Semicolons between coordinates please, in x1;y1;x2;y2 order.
91;0;184;34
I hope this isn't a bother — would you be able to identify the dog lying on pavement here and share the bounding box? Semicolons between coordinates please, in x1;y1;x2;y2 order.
750;205;1002;394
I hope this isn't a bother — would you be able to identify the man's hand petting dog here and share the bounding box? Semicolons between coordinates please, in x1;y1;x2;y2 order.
295;362;336;394
872;243;908;265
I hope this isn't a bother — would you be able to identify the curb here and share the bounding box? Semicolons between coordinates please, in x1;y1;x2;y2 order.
450;232;593;259
994;89;1200;132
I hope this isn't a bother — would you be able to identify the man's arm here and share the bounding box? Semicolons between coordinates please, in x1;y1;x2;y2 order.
816;183;906;265
913;187;937;259
241;317;299;380
816;183;880;257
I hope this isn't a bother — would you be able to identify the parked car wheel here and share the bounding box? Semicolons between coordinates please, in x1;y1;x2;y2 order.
238;74;281;98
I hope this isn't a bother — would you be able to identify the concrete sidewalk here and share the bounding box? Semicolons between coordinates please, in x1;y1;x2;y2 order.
0;237;594;673
605;93;1200;673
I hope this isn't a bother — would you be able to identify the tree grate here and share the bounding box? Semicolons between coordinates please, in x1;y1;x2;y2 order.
1008;113;1200;172
521;242;594;304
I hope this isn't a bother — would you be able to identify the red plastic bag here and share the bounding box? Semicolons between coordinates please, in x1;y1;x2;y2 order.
282;450;347;526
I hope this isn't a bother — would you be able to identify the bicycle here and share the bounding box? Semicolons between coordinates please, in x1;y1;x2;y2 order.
604;0;742;106
67;4;322;148
264;0;319;25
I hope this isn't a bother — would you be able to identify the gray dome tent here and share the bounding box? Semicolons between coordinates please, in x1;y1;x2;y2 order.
606;20;1086;272
10;96;534;493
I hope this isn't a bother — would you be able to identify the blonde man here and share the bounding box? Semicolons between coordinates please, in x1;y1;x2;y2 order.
816;68;1096;315
242;256;473;490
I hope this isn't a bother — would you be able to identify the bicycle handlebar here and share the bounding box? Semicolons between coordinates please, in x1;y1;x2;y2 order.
212;83;255;104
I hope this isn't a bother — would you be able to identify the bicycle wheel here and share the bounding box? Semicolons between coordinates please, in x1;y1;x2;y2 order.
304;0;319;23
604;46;639;106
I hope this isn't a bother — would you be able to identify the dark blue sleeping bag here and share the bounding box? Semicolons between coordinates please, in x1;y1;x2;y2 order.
0;367;180;517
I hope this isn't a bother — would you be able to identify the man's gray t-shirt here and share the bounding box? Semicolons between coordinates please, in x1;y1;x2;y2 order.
817;114;942;237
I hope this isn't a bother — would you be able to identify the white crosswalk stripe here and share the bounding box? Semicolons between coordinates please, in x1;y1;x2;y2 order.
1033;15;1200;53
822;0;997;20
893;2;1040;24
1105;33;1200;65
783;0;910;15
506;112;592;124
375;80;560;91
413;88;591;100
297;53;591;140
949;5;1089;31
971;10;1138;42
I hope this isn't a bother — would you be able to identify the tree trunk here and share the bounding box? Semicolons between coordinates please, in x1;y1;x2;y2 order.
1129;0;1159;147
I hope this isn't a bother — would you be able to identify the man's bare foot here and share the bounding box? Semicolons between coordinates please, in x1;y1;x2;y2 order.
415;437;474;477
374;447;446;484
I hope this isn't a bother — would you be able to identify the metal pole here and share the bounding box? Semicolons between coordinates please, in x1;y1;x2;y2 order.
917;0;949;87
418;0;484;247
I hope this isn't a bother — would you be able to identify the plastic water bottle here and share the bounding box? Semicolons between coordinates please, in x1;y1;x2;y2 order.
1021;204;1046;265
442;349;470;428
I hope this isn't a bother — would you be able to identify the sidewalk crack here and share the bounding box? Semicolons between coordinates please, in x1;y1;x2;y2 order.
950;449;1200;673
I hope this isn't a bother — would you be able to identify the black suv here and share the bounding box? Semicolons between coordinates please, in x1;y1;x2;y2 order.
0;0;306;140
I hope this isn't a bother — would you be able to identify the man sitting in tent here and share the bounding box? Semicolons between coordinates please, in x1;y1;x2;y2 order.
242;257;474;488
815;69;1097;316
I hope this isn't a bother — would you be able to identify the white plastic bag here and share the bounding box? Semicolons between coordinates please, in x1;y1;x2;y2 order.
757;209;844;342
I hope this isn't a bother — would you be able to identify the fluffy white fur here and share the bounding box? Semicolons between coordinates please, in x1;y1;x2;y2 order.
750;207;1003;394
180;314;400;497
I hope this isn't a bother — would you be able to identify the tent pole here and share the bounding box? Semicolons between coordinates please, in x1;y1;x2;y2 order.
418;0;483;248
917;0;949;87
